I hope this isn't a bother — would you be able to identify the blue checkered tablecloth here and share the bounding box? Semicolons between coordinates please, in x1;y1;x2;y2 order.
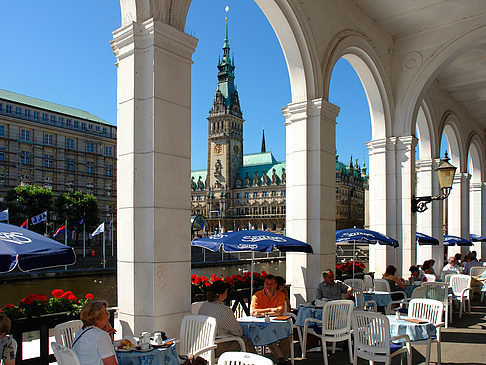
115;343;178;365
237;316;292;346
364;291;393;307
387;315;436;342
295;306;322;327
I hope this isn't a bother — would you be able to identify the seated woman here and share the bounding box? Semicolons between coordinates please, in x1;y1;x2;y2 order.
198;281;256;357
409;265;427;283
275;276;291;314
0;314;16;365
72;300;117;365
382;265;406;300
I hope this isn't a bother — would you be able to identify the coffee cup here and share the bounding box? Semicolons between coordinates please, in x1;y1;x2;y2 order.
141;342;150;350
153;332;163;345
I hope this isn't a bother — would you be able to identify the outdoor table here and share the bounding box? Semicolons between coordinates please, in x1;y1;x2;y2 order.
115;343;178;365
364;291;393;307
237;315;292;346
295;305;322;327
405;283;422;297
386;315;436;342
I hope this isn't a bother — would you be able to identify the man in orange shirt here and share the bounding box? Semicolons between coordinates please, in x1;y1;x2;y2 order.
250;275;291;365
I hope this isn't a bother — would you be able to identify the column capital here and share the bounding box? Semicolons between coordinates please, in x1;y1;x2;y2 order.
453;172;471;184
396;135;418;152
470;181;483;191
416;158;434;172
112;19;197;63
282;98;339;126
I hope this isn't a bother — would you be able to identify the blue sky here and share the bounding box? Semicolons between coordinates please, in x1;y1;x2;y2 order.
1;0;373;171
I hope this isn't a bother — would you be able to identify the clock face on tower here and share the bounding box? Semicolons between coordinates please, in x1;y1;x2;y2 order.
233;145;239;155
214;144;223;155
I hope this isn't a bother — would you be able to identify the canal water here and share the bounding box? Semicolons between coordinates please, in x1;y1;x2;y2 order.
0;261;286;308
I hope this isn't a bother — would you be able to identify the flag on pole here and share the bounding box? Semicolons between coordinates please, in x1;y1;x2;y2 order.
0;209;8;222
74;216;85;230
53;224;66;237
92;222;105;237
20;219;28;229
31;211;47;225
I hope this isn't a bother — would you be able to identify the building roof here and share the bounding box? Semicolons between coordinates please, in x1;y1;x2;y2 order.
191;169;208;190
0;88;111;126
243;152;277;166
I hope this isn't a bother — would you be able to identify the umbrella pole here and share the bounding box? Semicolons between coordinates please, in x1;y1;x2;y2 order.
250;251;254;298
353;242;355;278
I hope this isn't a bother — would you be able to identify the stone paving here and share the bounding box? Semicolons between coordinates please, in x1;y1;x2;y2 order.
287;297;486;365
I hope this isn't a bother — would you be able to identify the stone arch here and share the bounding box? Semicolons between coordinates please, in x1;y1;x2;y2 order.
467;134;484;183
322;30;393;139
415;100;436;160
395;26;486;136
440;112;465;171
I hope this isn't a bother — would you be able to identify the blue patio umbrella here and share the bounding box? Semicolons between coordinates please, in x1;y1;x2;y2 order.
470;234;486;242
192;230;313;293
0;222;76;273
336;228;399;277
416;232;439;246
443;235;473;246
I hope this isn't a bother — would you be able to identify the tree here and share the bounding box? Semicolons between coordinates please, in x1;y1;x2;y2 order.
54;192;99;234
5;185;53;233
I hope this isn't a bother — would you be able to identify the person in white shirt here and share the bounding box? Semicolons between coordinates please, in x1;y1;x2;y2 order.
442;256;461;279
72;300;117;365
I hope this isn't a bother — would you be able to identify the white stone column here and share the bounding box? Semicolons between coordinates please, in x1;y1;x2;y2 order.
416;159;444;270
447;173;470;258
112;19;197;335
395;136;418;277
470;181;485;259
366;138;397;276
283;99;339;306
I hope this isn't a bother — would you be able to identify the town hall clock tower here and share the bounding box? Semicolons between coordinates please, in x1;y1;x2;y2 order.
207;20;244;192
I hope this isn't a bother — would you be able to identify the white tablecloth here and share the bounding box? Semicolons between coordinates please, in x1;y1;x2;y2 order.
387;315;436;342
237;316;292;346
115;343;178;365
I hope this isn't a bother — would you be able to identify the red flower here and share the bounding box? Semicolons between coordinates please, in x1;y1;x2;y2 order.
204;282;210;287
62;291;74;299
52;289;64;298
68;294;77;301
21;295;34;305
85;293;94;300
261;271;268;278
3;304;16;309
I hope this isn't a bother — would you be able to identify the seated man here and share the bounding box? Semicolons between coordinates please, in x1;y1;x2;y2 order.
250;274;291;365
462;253;483;274
198;281;256;357
442;256;461;279
0;314;16;365
316;269;352;301
409;265;426;283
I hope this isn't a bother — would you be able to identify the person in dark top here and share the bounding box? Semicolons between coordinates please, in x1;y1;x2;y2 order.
382;265;406;300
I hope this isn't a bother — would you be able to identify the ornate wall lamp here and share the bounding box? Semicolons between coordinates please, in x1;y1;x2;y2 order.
412;152;457;213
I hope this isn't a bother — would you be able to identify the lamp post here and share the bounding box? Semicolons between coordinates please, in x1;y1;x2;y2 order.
412;152;457;213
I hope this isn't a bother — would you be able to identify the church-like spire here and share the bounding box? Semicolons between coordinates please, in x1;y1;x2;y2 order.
261;127;266;153
210;6;242;118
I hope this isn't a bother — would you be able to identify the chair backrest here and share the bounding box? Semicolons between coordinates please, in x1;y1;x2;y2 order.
422;282;448;304
54;320;83;348
470;266;486;277
322;300;354;334
51;342;81;365
424;274;436;282
218;351;274;365
411;286;426;299
450;274;472;297
191;301;205;314
352;311;392;357
374;279;391;292
408;299;443;325
363;275;373;291
179;314;217;363
344;279;364;292
352;289;366;310
114;319;136;342
444;273;453;285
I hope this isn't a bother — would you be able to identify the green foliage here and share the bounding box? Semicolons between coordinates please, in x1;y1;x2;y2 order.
54;192;99;232
5;185;53;233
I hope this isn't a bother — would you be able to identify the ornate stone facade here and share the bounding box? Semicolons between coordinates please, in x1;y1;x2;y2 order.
191;27;367;235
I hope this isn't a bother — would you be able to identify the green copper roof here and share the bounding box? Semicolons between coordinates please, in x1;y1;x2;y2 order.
191;169;207;189
0;88;111;125
243;152;277;166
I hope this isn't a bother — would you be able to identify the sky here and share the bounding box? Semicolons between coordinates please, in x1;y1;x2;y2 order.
0;0;374;172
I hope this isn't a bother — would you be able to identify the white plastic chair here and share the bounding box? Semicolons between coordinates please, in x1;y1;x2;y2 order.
363;275;373;292
54;320;83;348
424;274;437;282
408;299;444;365
302;300;354;365
470;266;486;277
179;314;218;365
374;279;407;300
450;274;472;318
51;342;81;365
352;289;377;311
217;351;274;365
343;279;364;292
192;301;205;314
352;311;411;365
422;282;451;328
